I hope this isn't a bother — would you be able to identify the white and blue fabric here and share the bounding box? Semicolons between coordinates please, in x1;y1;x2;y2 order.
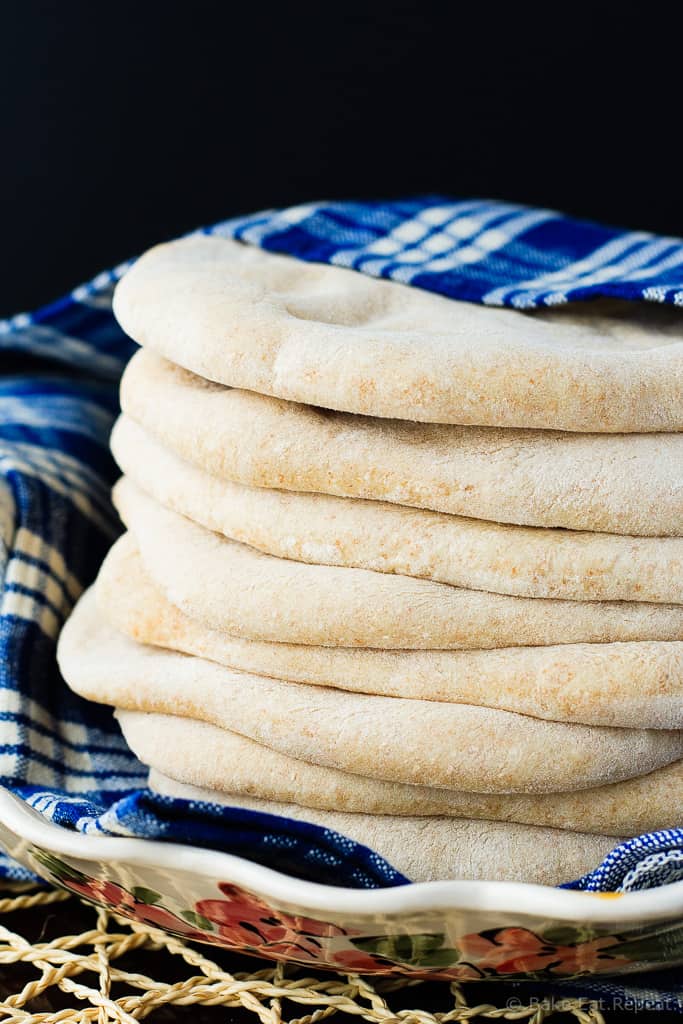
223;197;683;307
1;198;683;900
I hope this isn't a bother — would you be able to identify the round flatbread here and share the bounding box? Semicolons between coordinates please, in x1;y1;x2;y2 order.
113;414;683;603
114;479;683;650
97;534;683;730
112;234;683;434
58;588;683;794
147;765;619;885
120;349;683;537
119;708;683;837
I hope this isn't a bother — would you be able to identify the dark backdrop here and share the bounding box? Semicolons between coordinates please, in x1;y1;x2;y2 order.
1;0;682;315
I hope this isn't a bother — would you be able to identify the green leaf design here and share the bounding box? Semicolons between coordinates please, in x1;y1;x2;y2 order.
540;924;601;946
352;932;459;967
180;909;214;931
611;924;683;963
131;886;162;905
30;849;89;884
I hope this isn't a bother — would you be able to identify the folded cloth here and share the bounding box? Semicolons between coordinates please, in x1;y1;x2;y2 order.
214;197;683;307
1;198;683;897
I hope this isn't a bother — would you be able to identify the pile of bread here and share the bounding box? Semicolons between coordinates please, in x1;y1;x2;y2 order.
58;235;683;885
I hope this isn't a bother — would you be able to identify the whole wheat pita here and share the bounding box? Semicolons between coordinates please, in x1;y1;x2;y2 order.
57;588;683;794
114;479;683;650
117;707;683;837
120;350;683;536
112;414;683;603
97;534;683;730
113;234;683;433
147;763;620;885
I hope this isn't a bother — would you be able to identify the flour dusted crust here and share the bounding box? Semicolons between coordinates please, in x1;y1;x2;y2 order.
119;709;683;838
146;762;619;885
57;588;683;794
97;535;683;730
112;234;683;433
113;414;683;603
113;479;683;650
120;349;683;536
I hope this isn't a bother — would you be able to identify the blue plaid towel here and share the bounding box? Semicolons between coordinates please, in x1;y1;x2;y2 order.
2;197;683;905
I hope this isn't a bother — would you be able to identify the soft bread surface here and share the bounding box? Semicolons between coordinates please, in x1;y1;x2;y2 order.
146;761;620;885
113;234;683;433
57;588;683;794
114;479;683;650
97;535;683;730
118;707;683;837
120;349;683;536
113;415;683;604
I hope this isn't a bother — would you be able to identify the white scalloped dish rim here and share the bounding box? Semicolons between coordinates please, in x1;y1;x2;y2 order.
3;787;683;981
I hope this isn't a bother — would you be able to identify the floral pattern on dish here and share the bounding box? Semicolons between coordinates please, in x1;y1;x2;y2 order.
28;847;683;981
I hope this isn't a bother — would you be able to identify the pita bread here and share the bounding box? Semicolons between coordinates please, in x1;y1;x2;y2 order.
118;708;683;837
146;764;619;885
114;479;683;650
98;535;683;730
58;589;683;793
112;234;683;434
113;414;683;603
120;350;683;537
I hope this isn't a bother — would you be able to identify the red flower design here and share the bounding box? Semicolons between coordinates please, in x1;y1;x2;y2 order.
120;899;206;939
59;876;208;941
457;927;630;977
61;876;130;907
195;882;346;959
331;949;396;973
54;871;633;980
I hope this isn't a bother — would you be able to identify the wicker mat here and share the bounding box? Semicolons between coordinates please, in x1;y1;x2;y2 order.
0;887;607;1024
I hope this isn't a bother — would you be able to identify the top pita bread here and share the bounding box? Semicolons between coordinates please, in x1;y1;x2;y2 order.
112;235;683;433
120;351;683;536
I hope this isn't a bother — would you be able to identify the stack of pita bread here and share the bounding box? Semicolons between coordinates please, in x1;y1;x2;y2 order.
58;235;683;885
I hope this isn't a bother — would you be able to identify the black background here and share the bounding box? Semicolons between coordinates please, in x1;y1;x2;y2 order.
2;10;683;1017
1;0;682;315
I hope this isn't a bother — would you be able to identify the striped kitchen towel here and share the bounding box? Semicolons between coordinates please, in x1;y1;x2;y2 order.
1;197;683;895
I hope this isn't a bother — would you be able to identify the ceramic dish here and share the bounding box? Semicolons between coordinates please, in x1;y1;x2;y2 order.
2;788;683;982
